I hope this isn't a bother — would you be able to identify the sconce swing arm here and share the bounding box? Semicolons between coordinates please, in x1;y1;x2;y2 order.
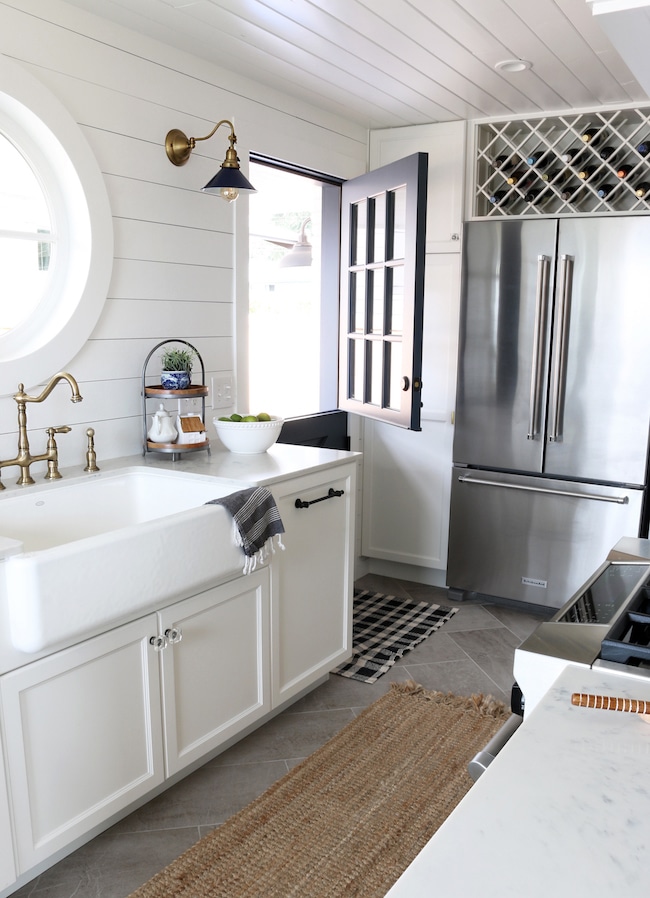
165;119;238;168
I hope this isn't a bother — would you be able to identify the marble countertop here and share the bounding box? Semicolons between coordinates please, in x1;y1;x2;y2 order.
386;664;650;897
136;441;360;485
0;442;360;498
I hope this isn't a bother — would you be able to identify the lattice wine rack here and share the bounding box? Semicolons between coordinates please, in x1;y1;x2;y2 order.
475;107;650;217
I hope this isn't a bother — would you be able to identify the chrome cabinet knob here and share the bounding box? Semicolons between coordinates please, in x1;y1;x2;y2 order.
149;635;168;652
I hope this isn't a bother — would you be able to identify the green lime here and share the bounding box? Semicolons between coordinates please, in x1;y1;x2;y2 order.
256;412;271;421
230;413;243;422
218;416;231;421
242;415;258;422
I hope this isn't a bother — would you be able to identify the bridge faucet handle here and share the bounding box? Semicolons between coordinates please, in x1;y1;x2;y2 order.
44;425;71;481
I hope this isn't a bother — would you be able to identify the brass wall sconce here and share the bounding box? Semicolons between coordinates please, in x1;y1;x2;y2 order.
165;119;256;202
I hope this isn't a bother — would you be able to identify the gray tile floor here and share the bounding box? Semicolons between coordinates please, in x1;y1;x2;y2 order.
10;575;551;898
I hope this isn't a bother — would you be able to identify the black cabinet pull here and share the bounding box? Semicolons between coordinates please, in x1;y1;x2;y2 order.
295;487;344;509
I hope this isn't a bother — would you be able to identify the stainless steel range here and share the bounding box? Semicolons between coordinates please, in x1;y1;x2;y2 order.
514;537;650;715
469;537;650;781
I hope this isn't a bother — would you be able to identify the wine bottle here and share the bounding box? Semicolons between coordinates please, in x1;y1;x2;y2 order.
541;169;561;182
598;146;615;161
524;189;543;203
560;182;581;201
581;127;601;144
635;182;650;198
560;148;580;164
526;150;544;166
596;184;615;199
578;167;595;180
488;190;509;205
492;154;517;171
636;142;650;158
506;171;533;186
616;165;633;179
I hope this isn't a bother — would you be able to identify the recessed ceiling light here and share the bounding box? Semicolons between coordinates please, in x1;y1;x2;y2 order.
495;59;533;73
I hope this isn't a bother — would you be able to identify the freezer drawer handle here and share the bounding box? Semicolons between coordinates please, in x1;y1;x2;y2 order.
528;255;552;440
457;475;629;504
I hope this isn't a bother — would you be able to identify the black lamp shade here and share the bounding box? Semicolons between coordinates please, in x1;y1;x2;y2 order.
202;166;256;195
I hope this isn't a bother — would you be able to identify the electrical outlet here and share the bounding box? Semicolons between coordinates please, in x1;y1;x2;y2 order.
212;375;234;409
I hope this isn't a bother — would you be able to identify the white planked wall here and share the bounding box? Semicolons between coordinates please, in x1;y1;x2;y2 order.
0;0;367;471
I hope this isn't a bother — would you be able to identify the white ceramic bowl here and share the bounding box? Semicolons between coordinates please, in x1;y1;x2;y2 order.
213;416;284;454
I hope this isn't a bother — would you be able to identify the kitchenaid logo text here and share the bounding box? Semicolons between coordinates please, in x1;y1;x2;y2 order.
521;577;547;589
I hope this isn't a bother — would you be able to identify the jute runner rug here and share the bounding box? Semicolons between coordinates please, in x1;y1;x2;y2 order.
128;681;510;898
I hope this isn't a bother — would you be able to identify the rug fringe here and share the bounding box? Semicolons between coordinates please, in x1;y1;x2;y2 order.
390;680;510;719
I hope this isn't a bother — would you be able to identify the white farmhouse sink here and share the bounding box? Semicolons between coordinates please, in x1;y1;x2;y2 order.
0;467;248;654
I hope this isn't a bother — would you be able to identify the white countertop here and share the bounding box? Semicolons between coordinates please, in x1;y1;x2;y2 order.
136;442;359;485
0;443;359;500
386;664;650;897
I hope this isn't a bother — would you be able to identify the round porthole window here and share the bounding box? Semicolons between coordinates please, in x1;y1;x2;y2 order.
0;132;54;335
0;53;113;397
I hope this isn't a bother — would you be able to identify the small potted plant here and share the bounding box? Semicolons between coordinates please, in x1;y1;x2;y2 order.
160;346;196;390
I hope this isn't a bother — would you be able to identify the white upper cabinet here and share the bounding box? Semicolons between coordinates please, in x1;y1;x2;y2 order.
369;122;467;253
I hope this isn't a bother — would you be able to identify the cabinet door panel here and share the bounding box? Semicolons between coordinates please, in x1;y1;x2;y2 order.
0;616;163;872
272;465;356;705
362;253;460;571
159;570;271;777
370;121;466;253
0;734;16;890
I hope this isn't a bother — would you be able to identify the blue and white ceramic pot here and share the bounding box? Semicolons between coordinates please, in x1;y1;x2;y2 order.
161;370;191;390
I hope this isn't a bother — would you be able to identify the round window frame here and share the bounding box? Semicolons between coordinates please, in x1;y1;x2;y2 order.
0;54;113;397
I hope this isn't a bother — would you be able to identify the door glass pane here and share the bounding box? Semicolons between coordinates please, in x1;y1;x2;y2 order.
352;200;367;266
392;186;406;260
388;266;404;335
350;338;364;400
351;271;365;333
388;342;403;410
372;193;386;263
368;340;384;406
370;268;385;334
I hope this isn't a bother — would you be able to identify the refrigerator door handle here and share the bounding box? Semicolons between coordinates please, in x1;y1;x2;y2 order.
528;255;552;440
457;474;629;504
549;254;575;442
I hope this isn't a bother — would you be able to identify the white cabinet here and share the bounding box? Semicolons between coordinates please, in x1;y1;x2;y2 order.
159;571;270;777
0;615;165;872
363;122;466;578
0;454;354;890
369;121;466;253
271;463;356;705
362;255;461;572
0;569;270;874
0;733;15;891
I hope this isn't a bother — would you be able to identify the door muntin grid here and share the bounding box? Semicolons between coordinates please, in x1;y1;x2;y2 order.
340;153;426;429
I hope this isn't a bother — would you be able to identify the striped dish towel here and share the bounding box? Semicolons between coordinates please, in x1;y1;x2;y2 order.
207;486;285;574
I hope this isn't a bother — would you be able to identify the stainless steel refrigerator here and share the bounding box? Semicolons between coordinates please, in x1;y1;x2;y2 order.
448;216;650;609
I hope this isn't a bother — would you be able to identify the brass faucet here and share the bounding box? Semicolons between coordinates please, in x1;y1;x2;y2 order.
0;372;83;489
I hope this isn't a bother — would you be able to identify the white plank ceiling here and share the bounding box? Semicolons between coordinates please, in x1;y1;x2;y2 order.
63;0;648;128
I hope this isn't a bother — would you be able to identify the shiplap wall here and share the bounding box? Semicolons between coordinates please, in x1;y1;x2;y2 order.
0;0;367;469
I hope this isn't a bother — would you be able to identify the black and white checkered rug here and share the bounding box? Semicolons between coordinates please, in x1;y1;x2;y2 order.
333;589;459;684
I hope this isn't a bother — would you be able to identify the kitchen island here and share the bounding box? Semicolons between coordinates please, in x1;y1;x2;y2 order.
386;663;650;897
